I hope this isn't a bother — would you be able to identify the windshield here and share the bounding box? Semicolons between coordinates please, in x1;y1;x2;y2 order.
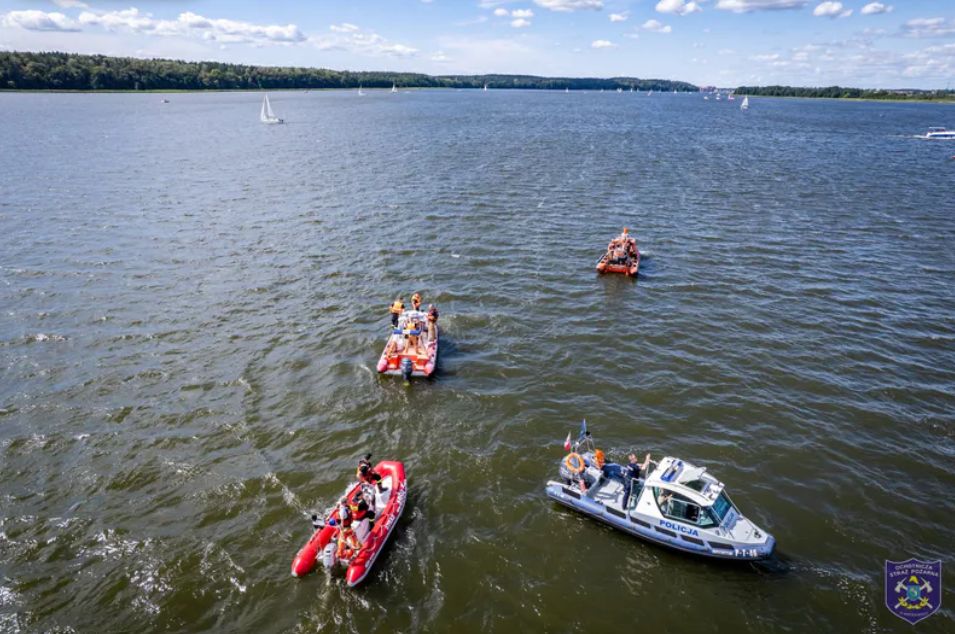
710;492;735;523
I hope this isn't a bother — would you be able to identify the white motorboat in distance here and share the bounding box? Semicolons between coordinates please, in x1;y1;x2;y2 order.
922;127;955;140
546;430;775;560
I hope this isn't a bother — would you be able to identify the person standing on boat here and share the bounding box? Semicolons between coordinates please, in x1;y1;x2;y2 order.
622;453;652;510
389;296;404;328
357;456;384;493
426;304;439;341
411;292;422;312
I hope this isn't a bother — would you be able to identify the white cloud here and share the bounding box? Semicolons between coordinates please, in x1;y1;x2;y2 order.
77;9;306;43
431;50;450;62
0;9;79;32
312;27;418;57
534;0;603;12
656;0;702;16
494;8;509;16
52;0;88;8
716;0;807;12
591;39;616;48
511;18;532;27
512;9;535;18
609;12;629;22
642;19;672;33
860;2;892;15
330;23;360;33
901;17;955;39
813;2;851;18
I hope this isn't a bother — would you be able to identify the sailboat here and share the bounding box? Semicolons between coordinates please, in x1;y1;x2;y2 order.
391;83;398;93
358;84;365;96
740;96;749;111
648;90;653;96
483;83;488;92
565;87;570;93
630;86;634;93
260;94;283;124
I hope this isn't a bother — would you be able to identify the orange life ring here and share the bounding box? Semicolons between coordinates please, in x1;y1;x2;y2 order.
564;452;585;474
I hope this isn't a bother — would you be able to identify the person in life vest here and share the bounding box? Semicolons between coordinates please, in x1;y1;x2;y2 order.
389;297;404;328
411;292;422;311
333;497;361;560
357;455;384;493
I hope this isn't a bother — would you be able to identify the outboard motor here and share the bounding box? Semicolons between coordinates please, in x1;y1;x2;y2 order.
400;358;413;382
321;542;338;570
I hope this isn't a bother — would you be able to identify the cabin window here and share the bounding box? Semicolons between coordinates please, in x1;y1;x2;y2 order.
656;491;718;527
710;492;736;524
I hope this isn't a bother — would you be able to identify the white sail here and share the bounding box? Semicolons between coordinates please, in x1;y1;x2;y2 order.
358;84;364;95
565;87;569;93
391;83;397;93
741;96;749;110
483;83;488;91
260;94;283;124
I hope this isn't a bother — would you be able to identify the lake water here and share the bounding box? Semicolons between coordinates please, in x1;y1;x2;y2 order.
1;89;953;633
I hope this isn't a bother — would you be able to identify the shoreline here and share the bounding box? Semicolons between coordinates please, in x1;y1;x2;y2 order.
1;88;952;103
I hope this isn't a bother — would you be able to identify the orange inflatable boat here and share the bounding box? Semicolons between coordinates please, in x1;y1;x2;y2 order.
376;309;438;380
596;230;640;277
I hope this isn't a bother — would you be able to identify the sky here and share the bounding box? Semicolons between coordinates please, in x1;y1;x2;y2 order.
0;1;953;88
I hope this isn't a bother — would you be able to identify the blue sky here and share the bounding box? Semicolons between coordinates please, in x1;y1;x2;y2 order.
1;1;953;88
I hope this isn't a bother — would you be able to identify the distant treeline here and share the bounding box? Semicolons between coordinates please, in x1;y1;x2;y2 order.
736;84;955;101
0;51;698;92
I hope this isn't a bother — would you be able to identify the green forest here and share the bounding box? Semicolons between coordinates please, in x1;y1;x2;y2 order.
0;51;698;92
735;84;955;101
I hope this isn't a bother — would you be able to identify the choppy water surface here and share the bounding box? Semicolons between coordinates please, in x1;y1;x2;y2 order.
1;90;953;632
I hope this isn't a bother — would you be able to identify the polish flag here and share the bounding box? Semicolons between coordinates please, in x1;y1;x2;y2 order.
563;431;572;452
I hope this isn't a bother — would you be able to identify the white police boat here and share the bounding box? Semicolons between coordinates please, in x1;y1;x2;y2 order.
545;431;775;560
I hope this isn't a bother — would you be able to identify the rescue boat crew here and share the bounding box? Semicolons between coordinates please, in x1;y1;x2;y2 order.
357;457;384;492
411;292;422;311
426;304;439;341
389;296;404;327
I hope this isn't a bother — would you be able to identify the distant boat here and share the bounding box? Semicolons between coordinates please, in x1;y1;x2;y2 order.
483;83;488;92
715;93;722;101
391;83;398;93
260;94;283;124
648;90;653;96
704;95;710;101
728;93;736;101
673;89;677;93
358;84;365;96
740;96;750;111
565;87;570;93
160;98;169;104
922;126;955;139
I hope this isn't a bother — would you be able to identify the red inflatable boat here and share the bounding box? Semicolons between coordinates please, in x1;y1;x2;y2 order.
291;460;407;587
596;230;640;277
376;310;438;380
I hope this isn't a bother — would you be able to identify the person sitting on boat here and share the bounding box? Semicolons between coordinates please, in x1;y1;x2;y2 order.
611;245;628;264
389;297;404;328
411;292;422;311
426;304;439;340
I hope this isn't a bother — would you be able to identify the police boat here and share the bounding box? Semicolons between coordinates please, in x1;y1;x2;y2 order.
545;427;775;560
